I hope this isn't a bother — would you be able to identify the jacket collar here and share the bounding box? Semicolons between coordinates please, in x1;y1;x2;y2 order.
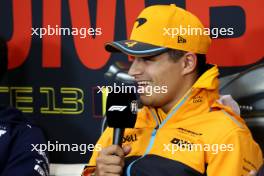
135;65;222;128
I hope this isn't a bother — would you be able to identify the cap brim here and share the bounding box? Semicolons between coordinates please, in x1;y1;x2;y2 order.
105;40;168;57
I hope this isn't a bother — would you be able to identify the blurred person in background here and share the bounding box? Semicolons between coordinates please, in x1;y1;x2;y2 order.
0;38;49;176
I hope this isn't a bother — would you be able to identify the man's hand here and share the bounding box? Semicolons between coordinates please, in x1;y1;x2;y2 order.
95;145;131;176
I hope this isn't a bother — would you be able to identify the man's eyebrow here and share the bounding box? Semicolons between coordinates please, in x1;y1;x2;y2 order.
142;55;159;60
142;56;153;60
133;54;160;61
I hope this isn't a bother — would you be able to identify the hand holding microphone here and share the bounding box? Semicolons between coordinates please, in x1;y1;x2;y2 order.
95;91;137;176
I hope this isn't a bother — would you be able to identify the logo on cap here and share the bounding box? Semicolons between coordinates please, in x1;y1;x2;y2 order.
177;36;186;43
135;18;147;28
125;41;137;48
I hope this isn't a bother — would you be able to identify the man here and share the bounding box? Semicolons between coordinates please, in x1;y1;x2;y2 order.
82;4;263;176
0;38;49;176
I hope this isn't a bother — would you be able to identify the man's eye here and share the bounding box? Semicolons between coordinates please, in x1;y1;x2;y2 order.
145;59;154;63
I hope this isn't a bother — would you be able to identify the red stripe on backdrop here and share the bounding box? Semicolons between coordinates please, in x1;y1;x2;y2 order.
7;0;32;69
69;0;116;70
43;0;61;68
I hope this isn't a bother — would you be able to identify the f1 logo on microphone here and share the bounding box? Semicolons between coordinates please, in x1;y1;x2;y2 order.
108;106;127;112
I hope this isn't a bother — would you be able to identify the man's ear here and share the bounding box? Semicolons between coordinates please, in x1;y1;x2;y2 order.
181;52;197;75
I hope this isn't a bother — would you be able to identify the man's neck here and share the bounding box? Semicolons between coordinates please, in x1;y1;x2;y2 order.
161;74;198;113
161;90;189;114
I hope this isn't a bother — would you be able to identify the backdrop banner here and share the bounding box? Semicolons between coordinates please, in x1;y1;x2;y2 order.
0;0;263;163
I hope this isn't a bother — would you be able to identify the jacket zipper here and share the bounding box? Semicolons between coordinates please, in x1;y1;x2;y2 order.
126;94;190;176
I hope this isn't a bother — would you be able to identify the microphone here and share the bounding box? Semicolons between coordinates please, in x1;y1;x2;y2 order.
104;63;143;109
106;91;138;146
104;64;135;84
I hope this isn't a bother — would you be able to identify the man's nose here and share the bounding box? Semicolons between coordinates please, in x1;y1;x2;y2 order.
128;59;143;76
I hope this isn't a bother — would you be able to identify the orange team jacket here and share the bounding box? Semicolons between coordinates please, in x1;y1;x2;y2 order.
82;65;263;176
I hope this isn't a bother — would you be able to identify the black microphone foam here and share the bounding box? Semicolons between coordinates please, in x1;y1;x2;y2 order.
106;92;138;129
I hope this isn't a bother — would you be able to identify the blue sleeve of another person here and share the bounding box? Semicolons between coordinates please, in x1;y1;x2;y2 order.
0;107;49;176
